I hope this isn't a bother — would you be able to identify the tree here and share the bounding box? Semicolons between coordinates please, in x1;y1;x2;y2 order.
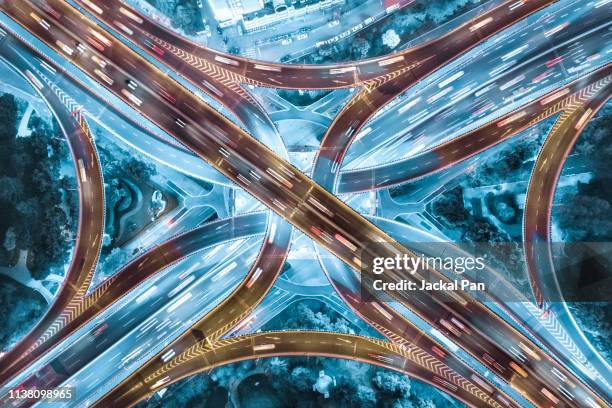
373;370;411;399
351;38;371;60
267;357;289;378
16;199;40;247
470;135;540;187
290;366;313;392
463;218;508;243
296;0;482;63
432;187;469;224
210;361;253;388
425;0;470;23
486;192;519;224
121;157;157;182
0;276;46;350
569;302;611;361
382;29;400;49
393;12;425;33
0;176;24;202
558;194;612;240
0;95;74;280
172;2;201;34
354;384;377;408
331;317;353;334
30;205;70;280
332;375;358;406
143;374;212;408
101;247;131;276
3;226;16;252
0;94;18;145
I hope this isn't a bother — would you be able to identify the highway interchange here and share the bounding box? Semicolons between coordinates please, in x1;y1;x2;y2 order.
0;0;610;407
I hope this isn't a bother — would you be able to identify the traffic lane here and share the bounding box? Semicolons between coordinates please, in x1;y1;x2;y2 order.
6;237;261;408
212;0;556;88
71;0;293;160
92;330;508;408
138;52;596;408
342;0;602;170
14;38;233;187
81;35;302;386
0;39;104;385
1;39;103;305
267;162;603;406
358;14;610;168
185;221;293;344
337;63;612;193
525;94;612;241
87;214;294;404
75;0;388;89
311;222;519;407
41;43;516;408
353;242;599;408
109;17;282;138
16;0;306;202
66;242;261;407
303;188;605;408
327;272;519;407
92;66;298;393
65;3;608;404
67;213;294;403
0;212;266;399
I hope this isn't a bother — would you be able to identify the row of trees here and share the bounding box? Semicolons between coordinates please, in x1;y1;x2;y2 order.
0;94;77;279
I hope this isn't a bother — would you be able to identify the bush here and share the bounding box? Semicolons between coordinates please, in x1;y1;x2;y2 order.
0;276;46;350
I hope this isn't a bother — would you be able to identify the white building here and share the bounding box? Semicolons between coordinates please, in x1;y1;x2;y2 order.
208;0;344;31
242;0;266;13
208;0;236;22
313;370;336;398
208;0;264;23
